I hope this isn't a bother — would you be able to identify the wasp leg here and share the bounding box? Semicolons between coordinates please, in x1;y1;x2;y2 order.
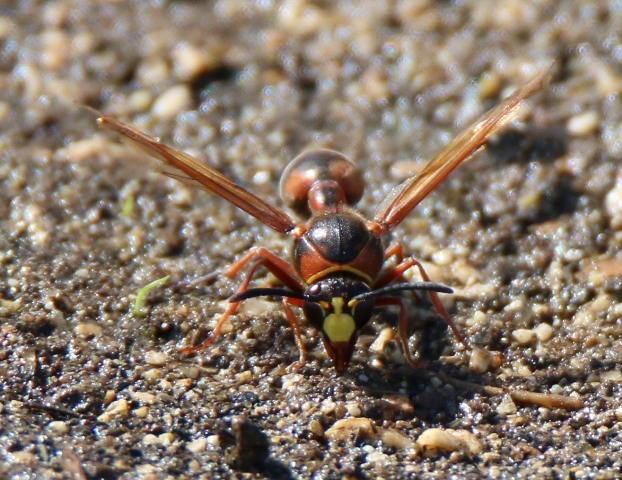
180;247;306;354
180;259;264;354
282;297;308;370
221;246;306;291
379;242;408;266
376;296;424;369
374;243;469;347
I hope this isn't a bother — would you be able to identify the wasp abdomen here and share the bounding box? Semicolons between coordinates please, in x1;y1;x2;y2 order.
279;149;364;215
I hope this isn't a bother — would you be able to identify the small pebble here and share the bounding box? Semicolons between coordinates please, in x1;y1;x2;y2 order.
549;384;564;395
0;101;10;122
511;328;536;346
587;372;600;383
431;248;454;266
187;437;208;453
309;419;324;437
378;428;415;450
601;370;622;382
151;84;192;120
321;399;336;415
206;435;220;447
144;350;168;367
172;43;214;79
74;268;89;279
382;394;415;414
469;347;493;373
466;310;487;328
605;179;622;229
567;111;599;137
175;378;193;389
534;323;553;342
489;466;502;479
159;380;173;392
98;399;129;422
159;432;175;445
477;71;502;98
143;368;164;381
0;17;14;38
47;421;70;435
142;434;159;446
362;445;375;454
416;428;482;457
127;89;153;113
60;138;106;162
40;29;70;70
9;451;36;465
74;321;103;337
515;363;534;378
497;394;518;415
365;450;391;464
131;391;156;404
0;298;20;313
345;402;362;417
178;366;200;379
236;370;253;384
282;373;304;390
106;398;129;415
104;390;116;403
325;418;374;442
137;59;170;86
369;327;395;354
134;406;149;418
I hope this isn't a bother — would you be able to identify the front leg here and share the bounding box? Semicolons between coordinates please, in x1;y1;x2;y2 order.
375;296;423;369
282;296;308;370
180;247;306;354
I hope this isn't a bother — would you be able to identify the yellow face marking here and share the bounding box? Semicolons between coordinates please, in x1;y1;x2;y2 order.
331;297;344;315
323;297;355;343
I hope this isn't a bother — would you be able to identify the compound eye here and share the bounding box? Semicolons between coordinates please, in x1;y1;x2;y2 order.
302;301;326;331
351;297;374;330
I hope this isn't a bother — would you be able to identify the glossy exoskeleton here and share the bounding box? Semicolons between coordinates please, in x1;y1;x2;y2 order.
95;67;549;374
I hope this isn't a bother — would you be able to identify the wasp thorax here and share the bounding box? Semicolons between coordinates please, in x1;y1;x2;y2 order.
302;277;374;373
279;149;364;216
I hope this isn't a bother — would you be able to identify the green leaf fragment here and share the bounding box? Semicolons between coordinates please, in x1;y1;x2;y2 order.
120;194;135;218
134;275;170;316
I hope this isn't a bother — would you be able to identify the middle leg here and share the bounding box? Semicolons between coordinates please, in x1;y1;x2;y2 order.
374;243;468;347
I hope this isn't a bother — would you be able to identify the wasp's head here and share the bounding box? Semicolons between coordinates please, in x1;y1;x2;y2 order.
303;277;374;374
229;277;453;374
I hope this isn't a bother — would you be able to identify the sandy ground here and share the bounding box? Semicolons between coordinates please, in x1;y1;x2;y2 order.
2;1;622;478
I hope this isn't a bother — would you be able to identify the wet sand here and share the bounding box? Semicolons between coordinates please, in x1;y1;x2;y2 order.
2;2;622;478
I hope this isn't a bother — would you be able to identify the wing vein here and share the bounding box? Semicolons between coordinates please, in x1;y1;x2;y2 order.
374;66;552;231
93;111;297;234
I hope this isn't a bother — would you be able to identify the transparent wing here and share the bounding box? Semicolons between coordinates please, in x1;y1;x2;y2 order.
374;66;552;231
94;111;298;234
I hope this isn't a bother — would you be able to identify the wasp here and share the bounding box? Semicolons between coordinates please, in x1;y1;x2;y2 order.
95;67;549;374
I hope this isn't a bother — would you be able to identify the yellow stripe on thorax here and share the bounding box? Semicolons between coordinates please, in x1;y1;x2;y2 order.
306;266;372;285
